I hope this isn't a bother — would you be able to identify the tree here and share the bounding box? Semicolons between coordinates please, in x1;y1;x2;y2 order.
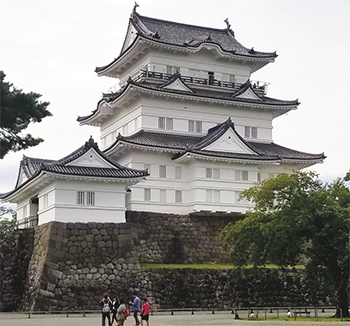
0;71;52;159
0;205;17;248
221;171;350;317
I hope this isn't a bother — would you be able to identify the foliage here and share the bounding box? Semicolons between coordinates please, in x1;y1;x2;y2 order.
0;206;17;248
221;171;350;317
0;71;52;159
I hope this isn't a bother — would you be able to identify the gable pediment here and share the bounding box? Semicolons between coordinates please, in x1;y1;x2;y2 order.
202;129;257;155
234;87;262;101
66;148;115;168
162;78;193;93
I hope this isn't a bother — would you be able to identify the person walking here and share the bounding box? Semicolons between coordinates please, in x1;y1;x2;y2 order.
116;298;127;326
111;297;119;326
131;294;141;325
100;295;112;326
140;298;150;326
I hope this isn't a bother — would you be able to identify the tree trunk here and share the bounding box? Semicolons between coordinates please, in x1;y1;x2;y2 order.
334;280;349;318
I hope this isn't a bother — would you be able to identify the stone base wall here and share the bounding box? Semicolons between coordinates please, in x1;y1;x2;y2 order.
126;211;242;264
0;228;34;311
0;212;336;311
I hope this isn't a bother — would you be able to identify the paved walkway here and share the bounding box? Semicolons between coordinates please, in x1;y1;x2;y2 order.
0;312;345;326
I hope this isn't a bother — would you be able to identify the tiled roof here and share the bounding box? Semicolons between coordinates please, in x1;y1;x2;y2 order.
132;13;277;58
105;119;325;162
1;137;148;200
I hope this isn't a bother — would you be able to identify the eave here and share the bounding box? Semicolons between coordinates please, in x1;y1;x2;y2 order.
95;35;276;78
78;82;297;126
173;152;281;164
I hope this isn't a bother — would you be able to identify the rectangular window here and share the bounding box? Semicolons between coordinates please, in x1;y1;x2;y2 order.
144;188;151;201
257;172;261;182
159;117;173;130
188;120;202;133
77;191;85;205
206;190;220;203
229;74;235;83
160;190;166;202
175;166;182;179
213;168;220;179
159;165;167;178
251;127;258;139
189;120;194;132
87;192;95;206
245;126;250;138
206;168;213;178
195;121;202;133
235;170;249;181
158;117;165;129
245;126;258;139
166;118;173;130
175;190;182;203
269;173;275;179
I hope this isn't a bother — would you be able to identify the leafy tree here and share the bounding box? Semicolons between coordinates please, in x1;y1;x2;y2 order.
0;71;52;159
0;205;17;248
221;171;350;317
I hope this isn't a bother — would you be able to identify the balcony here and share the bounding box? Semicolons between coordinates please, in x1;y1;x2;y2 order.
123;69;269;95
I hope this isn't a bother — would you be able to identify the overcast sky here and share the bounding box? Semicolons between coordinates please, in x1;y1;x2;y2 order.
1;0;349;195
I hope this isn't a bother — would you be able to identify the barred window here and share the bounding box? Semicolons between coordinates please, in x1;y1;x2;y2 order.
175;190;182;203
77;191;85;205
159;165;167;178
87;192;95;206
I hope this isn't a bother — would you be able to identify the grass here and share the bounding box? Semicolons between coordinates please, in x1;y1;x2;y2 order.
141;263;305;269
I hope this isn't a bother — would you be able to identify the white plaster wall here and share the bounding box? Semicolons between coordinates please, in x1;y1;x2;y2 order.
34;179;128;225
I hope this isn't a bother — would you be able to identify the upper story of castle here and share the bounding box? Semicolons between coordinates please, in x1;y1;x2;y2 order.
95;5;277;94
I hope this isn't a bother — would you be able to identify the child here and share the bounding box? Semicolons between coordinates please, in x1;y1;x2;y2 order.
140;298;150;326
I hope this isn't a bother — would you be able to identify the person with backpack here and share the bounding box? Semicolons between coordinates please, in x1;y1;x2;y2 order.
116;298;127;326
100;295;112;326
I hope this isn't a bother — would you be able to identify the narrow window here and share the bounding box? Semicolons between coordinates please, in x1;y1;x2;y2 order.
229;74;235;83
166;118;173;130
175;190;182;203
158;117;165;129
245;126;250;138
188;120;195;132
77;191;85;205
159;165;167;178
195;121;202;133
144;188;151;201
206;168;213;178
251;127;258;139
257;172;261;182
242;171;249;181
175;166;182;179
87;192;95;206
